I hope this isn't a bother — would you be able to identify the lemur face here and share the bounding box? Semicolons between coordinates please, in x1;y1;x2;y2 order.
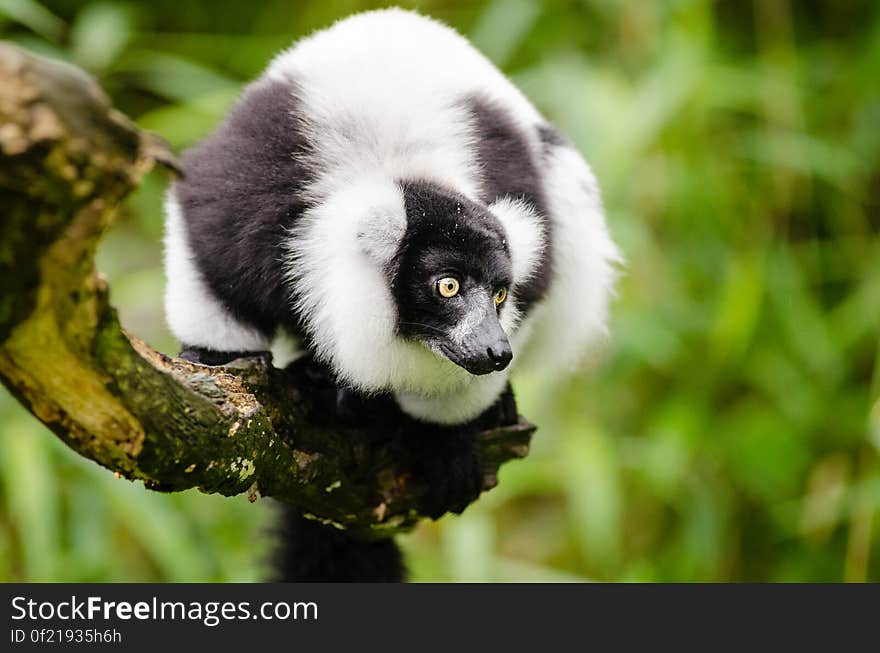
392;181;514;376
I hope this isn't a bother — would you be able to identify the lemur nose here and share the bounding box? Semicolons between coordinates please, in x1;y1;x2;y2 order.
487;344;513;370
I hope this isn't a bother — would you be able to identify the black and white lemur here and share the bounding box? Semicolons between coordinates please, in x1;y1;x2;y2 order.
163;8;619;581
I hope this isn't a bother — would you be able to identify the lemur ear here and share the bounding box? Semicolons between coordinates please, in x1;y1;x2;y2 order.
357;208;407;264
489;196;545;284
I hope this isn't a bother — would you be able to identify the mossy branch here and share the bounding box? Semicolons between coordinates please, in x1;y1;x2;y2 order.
0;43;534;538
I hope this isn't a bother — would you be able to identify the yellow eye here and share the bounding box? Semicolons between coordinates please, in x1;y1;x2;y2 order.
437;277;460;298
494;287;507;305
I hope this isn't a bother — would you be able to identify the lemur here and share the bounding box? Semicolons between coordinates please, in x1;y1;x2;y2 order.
163;8;619;581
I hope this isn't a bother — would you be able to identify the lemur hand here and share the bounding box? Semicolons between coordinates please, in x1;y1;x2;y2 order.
407;426;485;519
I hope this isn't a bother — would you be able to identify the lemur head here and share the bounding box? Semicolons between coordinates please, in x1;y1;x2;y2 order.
290;176;529;402
389;181;514;376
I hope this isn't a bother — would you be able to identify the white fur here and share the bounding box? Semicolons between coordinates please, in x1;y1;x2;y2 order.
270;332;303;368
358;202;408;265
283;176;433;394
163;191;270;352
489;196;546;333
266;8;543;205
513;148;622;378
394;369;510;425
489;197;545;286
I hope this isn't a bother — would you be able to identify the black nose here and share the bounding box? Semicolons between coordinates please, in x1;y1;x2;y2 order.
487;343;513;371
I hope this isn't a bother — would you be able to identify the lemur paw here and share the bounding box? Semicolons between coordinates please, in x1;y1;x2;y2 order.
411;430;485;519
178;346;273;368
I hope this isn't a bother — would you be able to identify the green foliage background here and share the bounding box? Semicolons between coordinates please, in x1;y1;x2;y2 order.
1;0;878;582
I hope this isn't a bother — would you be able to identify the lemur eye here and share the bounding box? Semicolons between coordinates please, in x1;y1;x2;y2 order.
436;277;460;298
494;287;508;305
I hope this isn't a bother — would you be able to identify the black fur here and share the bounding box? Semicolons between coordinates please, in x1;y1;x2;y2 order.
274;507;404;582
537;123;569;150
463;94;554;314
397;418;486;519
403;382;520;519
175;76;313;340
271;384;521;581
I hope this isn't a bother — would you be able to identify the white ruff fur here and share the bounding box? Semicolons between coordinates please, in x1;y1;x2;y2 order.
513;148;622;379
165;8;620;425
163;192;270;352
266;8;543;205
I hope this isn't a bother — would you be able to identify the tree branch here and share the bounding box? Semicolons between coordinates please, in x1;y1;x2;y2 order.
0;43;534;538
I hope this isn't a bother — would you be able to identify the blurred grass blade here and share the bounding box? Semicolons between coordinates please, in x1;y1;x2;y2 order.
69;1;133;71
0;0;64;40
470;0;539;68
0;415;59;581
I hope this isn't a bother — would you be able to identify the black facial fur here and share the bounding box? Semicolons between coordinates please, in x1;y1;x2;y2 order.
175;77;313;340
392;180;513;373
463;94;554;315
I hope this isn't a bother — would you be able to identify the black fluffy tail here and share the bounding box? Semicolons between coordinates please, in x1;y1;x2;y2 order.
273;505;404;582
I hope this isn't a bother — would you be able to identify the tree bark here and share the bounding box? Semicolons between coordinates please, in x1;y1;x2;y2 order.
0;43;534;539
